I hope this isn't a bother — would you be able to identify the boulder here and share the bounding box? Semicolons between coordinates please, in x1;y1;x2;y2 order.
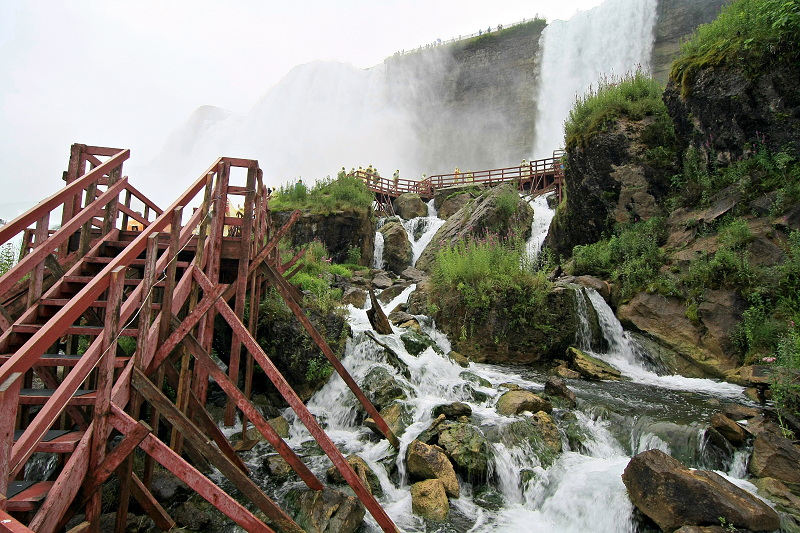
749;431;800;487
437;422;490;482
407;440;460;498
544;376;577;408
722;404;760;421
553;363;581;380
400;266;428;282
387;309;415;325
174;502;211;531
710;413;746;447
622;449;780;532
754;477;800;517
400;330;439;356
263;454;295;480
574;275;610;301
393;193;428;220
366;289;392;335
447;351;469;368
497;416;561;468
378;222;412;275
326;455;383;497
528;411;563;455
496;390;552;416
378;282;412;304
416;183;534;272
370;271;393;289
365;401;412;440
341;286;367;308
285;487;365;533
432;402;472;420
566;347;622;381
411;479;449;521
439;192;473;220
267;416;290;439
359;366;408;411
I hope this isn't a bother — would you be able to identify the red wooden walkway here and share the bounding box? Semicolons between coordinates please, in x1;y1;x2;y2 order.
0;145;400;533
357;152;564;215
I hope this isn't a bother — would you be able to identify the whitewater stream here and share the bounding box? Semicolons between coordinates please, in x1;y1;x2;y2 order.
232;195;761;533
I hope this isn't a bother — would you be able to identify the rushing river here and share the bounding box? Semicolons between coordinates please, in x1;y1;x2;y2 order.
232;196;762;533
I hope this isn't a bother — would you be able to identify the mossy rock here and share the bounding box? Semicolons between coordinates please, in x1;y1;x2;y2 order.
401;330;441;356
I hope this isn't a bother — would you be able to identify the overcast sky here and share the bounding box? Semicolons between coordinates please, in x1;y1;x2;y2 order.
0;0;604;219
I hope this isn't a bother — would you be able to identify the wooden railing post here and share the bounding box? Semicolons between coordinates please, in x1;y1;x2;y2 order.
102;166;122;236
78;180;98;257
0;372;22;512
26;213;50;309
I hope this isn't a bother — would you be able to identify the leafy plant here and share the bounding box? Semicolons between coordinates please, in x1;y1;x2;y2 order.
269;171;374;214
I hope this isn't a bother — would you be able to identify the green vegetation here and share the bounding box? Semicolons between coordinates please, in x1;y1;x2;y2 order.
431;229;553;339
286;239;352;315
671;0;800;96
0;241;19;276
269;172;374;214
564;68;668;151
572;217;667;299
450;18;547;55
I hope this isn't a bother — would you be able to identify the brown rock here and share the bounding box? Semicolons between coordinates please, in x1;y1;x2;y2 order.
749;431;800;487
341;286;367;308
286;487;365;533
411;479;449;521
400;266;428;283
496;390;552;416
407;440;460;498
393;193;428;220
267;416;290;439
574;275;610;300
326;455;383;497
447;351;469;368
371;271;393;289
722;404;760;421
438;192;473;220
622;449;780;532
567;347;622;381
710;413;747;447
379;222;412;274
554;364;581;380
366;289;392;335
264;455;295;479
544;376;577;407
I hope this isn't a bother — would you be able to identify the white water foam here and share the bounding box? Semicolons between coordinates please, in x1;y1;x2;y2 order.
525;192;556;261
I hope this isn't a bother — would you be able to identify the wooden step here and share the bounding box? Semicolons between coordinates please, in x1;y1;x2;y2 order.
0;353;130;368
11;324;138;337
18;389;96;405
39;298;161;310
13;429;84;453
62;276;164;287
5;481;53;512
82;257;190;268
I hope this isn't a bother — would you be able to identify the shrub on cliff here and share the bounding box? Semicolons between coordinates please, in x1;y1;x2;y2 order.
563;68;667;151
270;172;374;214
671;0;800;96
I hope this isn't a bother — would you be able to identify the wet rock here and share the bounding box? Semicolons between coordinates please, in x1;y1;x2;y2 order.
407;279;433;313
415;414;447;445
566;420;590;454
378;282;412;304
499;417;560;468
749;431;800;487
285;487;365;533
399;320;422;334
387;309;415;325
574;275;610;300
544;376;577;408
174;502;211;531
267;416;290;439
393;193;428;220
400;330;439;356
407;440;460;498
437;422;490;482
371;271;393;290
326;455;383;497
496;390;553;416
447;350;469;368
460;371;491;388
341;286;367;308
673;526;727;533
360;366;408;411
263;454;295;480
378;222;412;275
364;331;410;379
432;401;472;420
439;191;474;220
566;347;622;381
622;449;780;532
754;477;800;517
710;413;746;447
150;471;190;506
410;479;449;521
735;365;773;386
400;266;428;282
528;411;563;455
365;401;412;440
366;289;393;335
553;363;581;380
722;404;760;421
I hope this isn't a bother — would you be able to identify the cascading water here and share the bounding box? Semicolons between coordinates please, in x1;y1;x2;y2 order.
401;200;445;267
532;0;659;158
525;192;556;261
373;231;385;269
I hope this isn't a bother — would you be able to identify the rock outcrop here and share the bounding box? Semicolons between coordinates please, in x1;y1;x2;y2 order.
393;193;428;219
285;487;365;533
407;439;460;498
622;449;780;532
378;222;412;275
410;479;449;521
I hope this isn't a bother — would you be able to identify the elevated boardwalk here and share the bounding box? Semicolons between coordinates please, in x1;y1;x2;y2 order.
357;152;564;215
0;145;400;533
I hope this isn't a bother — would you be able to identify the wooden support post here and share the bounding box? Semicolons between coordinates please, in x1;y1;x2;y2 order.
130;369;303;533
120;189;131;232
240;271;259;442
114;232;158;532
78;181;98;257
224;165;256;426
59;144;84;259
128;473;174;531
81;420;151;497
27;212;49;309
0;509;36;533
0;372;22;512
102;166;121;236
85;267;124;532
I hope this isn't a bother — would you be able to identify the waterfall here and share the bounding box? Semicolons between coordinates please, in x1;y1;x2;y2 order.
532;0;659;158
525;192;556;262
373;231;385;269
400;200;445;267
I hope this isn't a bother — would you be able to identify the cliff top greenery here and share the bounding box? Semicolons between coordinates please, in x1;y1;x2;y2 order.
563;69;667;151
269;173;374;214
671;0;800;95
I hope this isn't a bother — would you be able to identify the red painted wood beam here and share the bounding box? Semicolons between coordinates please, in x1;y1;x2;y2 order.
109;404;277;533
0;509;35;533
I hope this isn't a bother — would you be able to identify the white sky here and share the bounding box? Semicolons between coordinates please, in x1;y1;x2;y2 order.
0;0;604;219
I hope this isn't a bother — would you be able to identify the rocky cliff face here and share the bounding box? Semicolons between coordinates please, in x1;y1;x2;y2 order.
546;116;677;259
271;208;375;267
651;0;731;84
664;62;800;164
